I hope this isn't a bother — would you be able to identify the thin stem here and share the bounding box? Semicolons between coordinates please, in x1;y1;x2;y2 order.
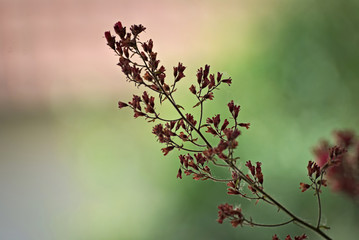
316;185;322;228
245;219;294;228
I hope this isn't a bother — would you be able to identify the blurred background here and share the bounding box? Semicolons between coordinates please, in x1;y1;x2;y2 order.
1;0;358;239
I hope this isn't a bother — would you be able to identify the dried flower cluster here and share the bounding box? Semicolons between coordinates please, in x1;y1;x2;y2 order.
311;131;359;200
105;21;356;240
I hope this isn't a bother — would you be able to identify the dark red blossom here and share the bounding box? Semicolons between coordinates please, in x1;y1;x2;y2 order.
118;101;128;108
223;128;241;141
245;161;255;176
130;24;146;35
189;85;196;94
209;74;216;88
203;92;214;100
202;77;210;88
177;168;182;179
114;21;126;39
161;146;175;156
221;119;229;131
294;234;308;240
300;182;310;192
212;114;221;128
173;62;186;82
188;160;199;171
130;95;142;111
216;72;223;83
178;132;188;141
133;110;146;118
104;31;116;49
194;153;206;165
227;188;240;195
222;78;232;85
133;111;146;118
238;123;250;129
227;100;240;119
186;114;197;127
216;140;228;153
217;203;244;227
255;162;263;184
204;64;210;79
206;126;217;136
196;67;203;84
307;161;320;179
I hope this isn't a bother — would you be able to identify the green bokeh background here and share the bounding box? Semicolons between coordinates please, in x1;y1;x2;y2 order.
1;0;358;239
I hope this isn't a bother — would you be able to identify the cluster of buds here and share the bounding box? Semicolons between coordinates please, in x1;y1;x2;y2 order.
272;234;307;240
106;21;342;240
217;203;244;227
177;153;211;180
299;160;327;193
310;130;359;199
189;64;232;107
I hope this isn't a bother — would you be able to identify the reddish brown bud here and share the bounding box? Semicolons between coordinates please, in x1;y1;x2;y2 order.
245;161;255;176
118;101;128;109
133;111;146;118
300;182;311;192
227;188;240;195
222;78;232;85
197;67;203;84
189;85;197;94
203;92;214;100
148;39;153;52
194;153;206;165
161;146;175;156
238;123;250;129
130;24;146;35
179;155;186;166
114;21;126;39
206;127;217;136
186;114;197;127
209;74;216;88
188;160;199;171
202;77;210;88
177;168;182;179
221;119;230;131
255;162;263;184
204;64;210;79
213;114;221;128
142;42;149;52
104;31;116;49
228;100;234;112
217;72;223;83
